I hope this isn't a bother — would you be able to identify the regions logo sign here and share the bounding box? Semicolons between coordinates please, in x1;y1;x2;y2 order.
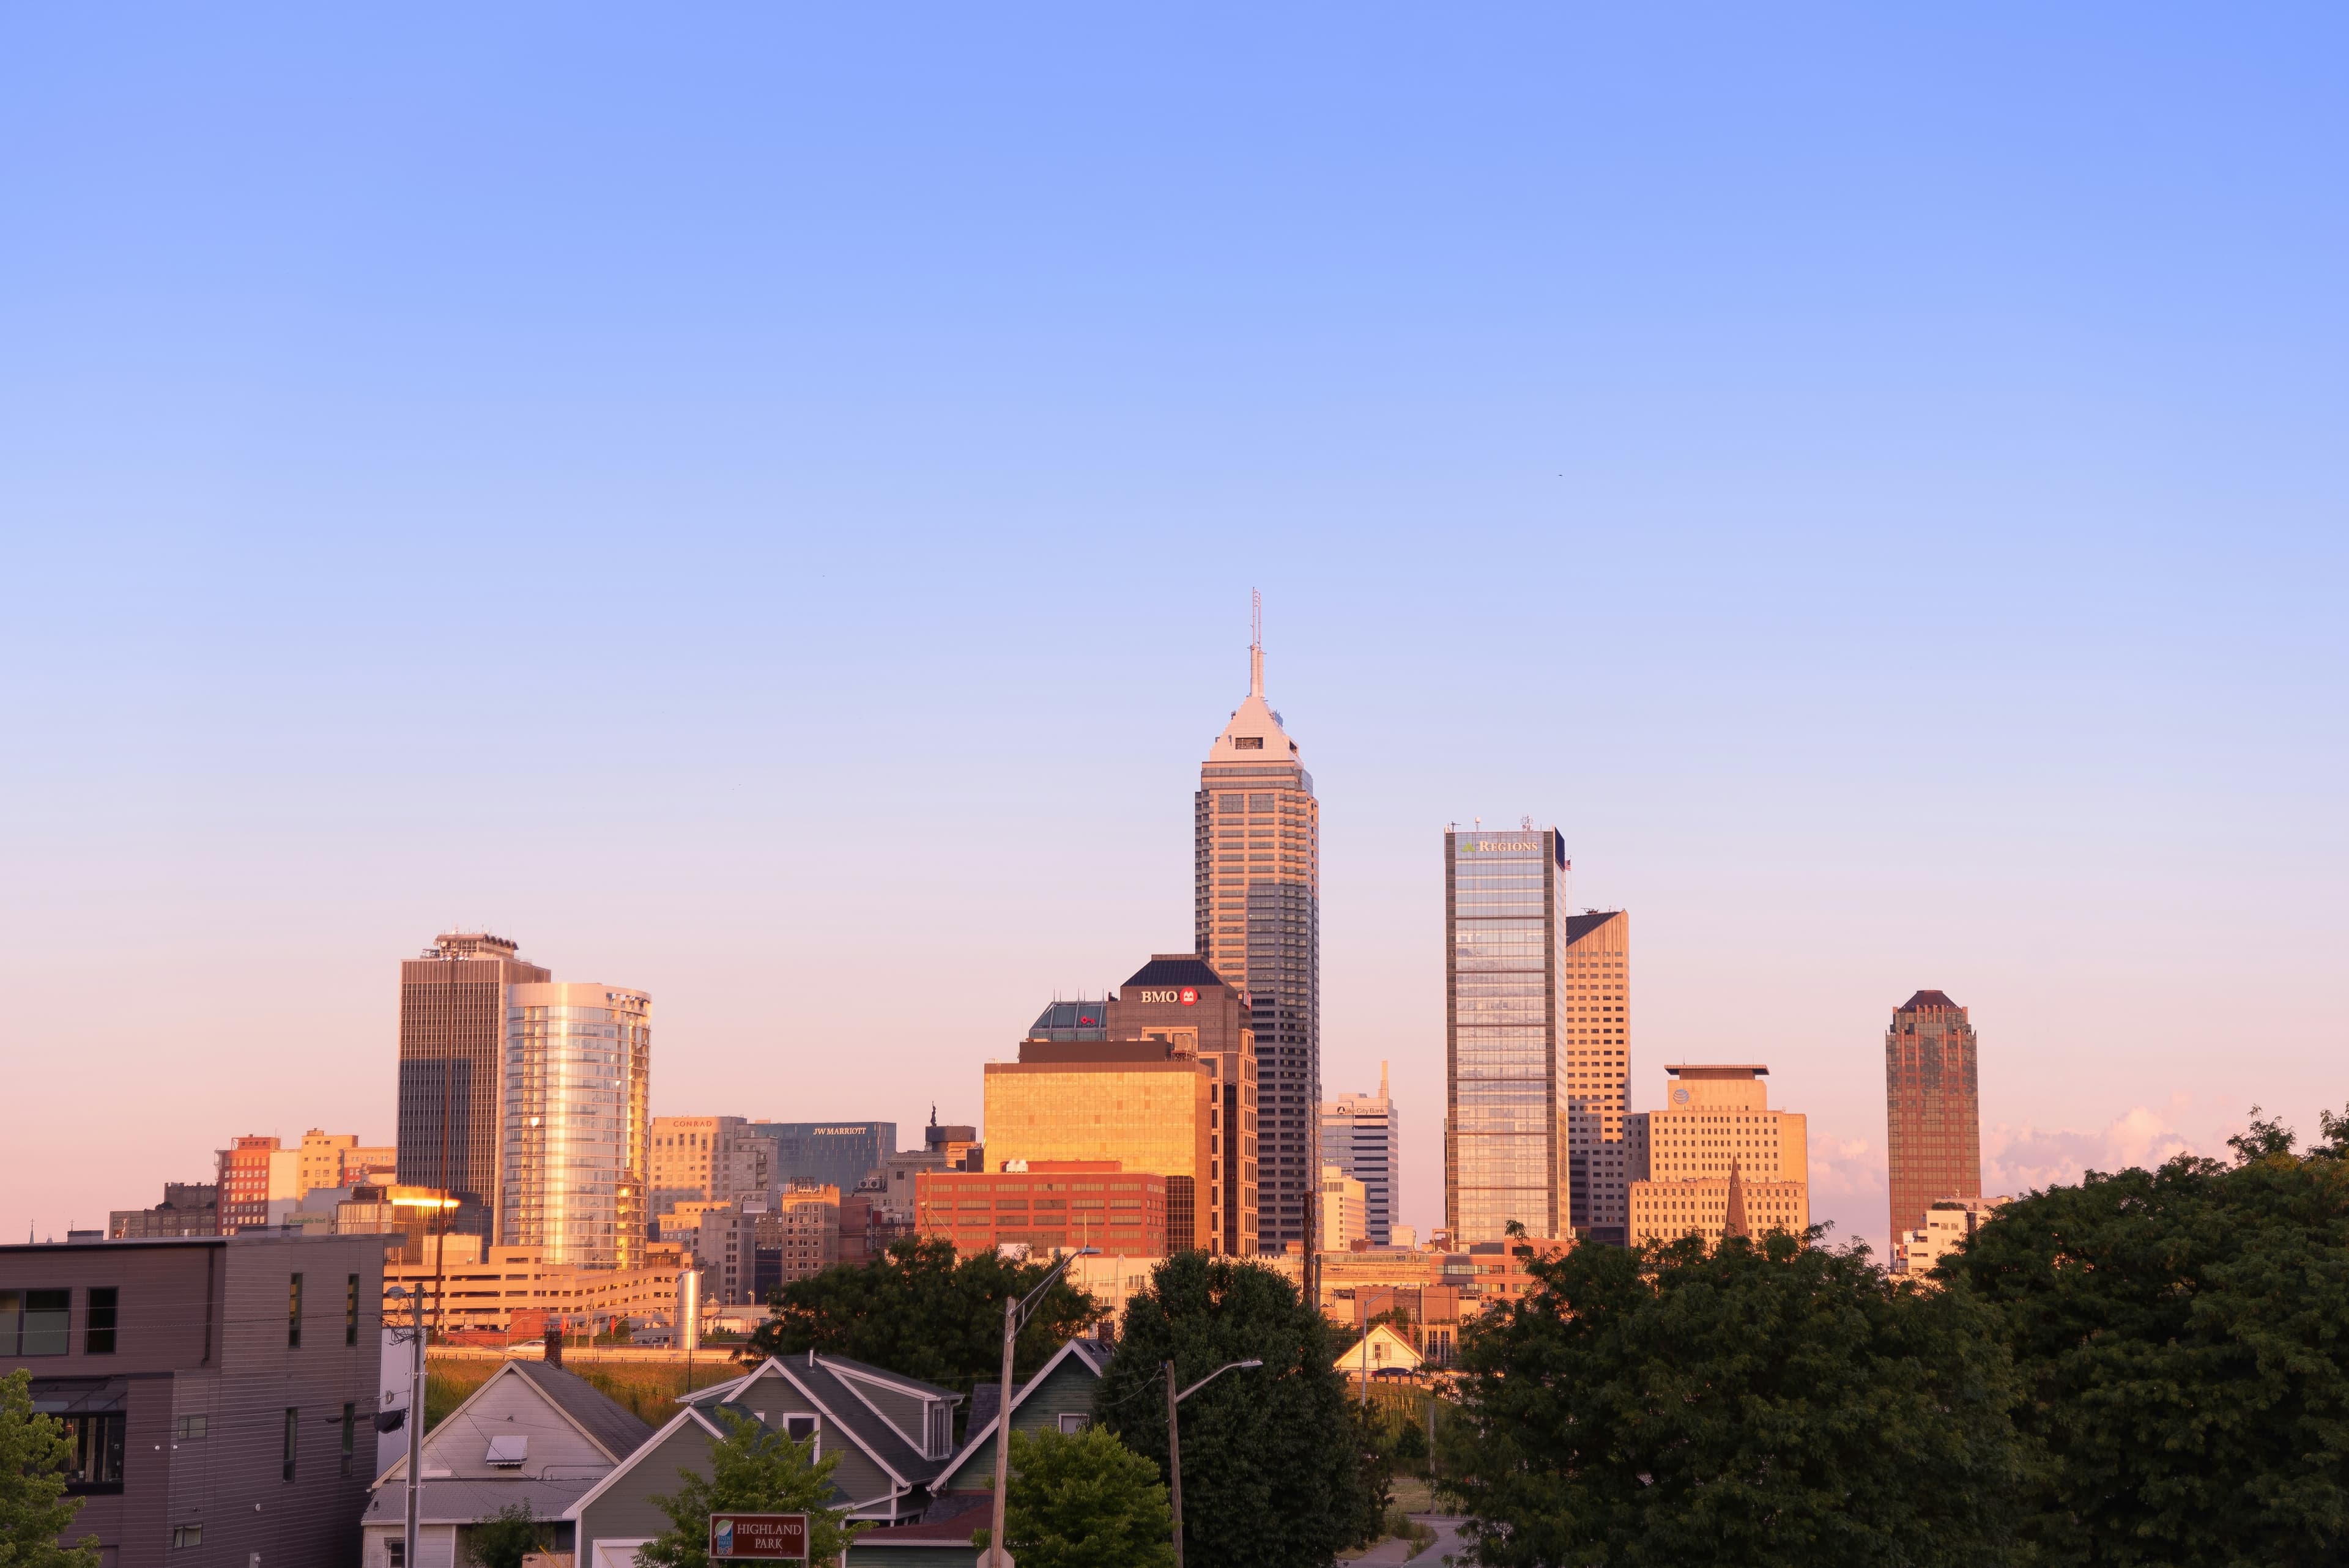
710;1513;807;1561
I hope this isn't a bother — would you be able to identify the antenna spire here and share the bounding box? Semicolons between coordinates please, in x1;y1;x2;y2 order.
1249;589;1264;698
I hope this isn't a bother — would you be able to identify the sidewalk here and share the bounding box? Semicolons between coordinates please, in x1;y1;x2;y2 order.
1350;1515;1468;1565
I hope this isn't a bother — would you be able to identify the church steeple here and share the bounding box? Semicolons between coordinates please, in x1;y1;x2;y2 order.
1724;1158;1750;1241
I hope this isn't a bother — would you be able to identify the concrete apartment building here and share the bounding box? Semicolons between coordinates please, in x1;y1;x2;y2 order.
647;1116;774;1223
298;1133;395;1200
1;1233;385;1568
109;1185;218;1240
1885;989;1983;1243
1319;1164;1367;1251
379;1237;692;1336
1626;1065;1811;1246
1320;1064;1400;1245
1891;1195;2008;1282
1195;620;1321;1252
215;1137;303;1233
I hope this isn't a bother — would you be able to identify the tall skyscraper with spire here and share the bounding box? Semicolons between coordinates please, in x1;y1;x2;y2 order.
1196;599;1321;1252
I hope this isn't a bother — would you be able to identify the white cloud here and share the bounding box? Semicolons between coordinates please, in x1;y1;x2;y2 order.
1983;1105;2205;1196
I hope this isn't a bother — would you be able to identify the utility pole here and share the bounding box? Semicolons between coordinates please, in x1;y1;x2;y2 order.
979;1248;1096;1568
1163;1356;1263;1568
1163;1363;1184;1568
388;1284;423;1568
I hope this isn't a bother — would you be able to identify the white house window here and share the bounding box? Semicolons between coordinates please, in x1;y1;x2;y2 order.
1057;1413;1088;1435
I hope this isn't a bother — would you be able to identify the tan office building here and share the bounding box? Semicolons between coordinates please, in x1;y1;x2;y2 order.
650;1115;774;1219
1627;1065;1809;1246
984;1045;1217;1254
1562;911;1633;1244
1194;620;1321;1251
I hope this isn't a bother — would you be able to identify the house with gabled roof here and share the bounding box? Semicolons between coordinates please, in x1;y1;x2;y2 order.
566;1352;963;1567
361;1357;653;1568
844;1337;1111;1567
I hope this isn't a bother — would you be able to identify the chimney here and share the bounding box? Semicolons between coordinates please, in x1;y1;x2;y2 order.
544;1324;563;1369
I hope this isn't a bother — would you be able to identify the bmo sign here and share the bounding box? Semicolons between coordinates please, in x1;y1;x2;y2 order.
1138;988;1200;1007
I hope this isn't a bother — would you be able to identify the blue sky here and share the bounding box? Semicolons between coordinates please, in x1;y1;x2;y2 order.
4;7;2344;1252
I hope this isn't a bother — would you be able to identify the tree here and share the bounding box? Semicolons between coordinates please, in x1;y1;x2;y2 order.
466;1501;553;1568
970;1426;1177;1568
1094;1252;1378;1568
744;1236;1100;1397
1441;1231;2025;1567
638;1407;858;1568
0;1369;102;1568
1949;1106;2349;1567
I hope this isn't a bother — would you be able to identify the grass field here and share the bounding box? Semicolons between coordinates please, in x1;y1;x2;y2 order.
425;1354;749;1431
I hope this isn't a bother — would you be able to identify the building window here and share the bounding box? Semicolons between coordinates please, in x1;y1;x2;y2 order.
0;1290;70;1356
1056;1412;1088;1434
177;1415;208;1440
341;1402;357;1476
346;1274;360;1347
84;1288;119;1355
288;1274;304;1349
283;1406;299;1481
174;1525;202;1549
387;1540;405;1567
59;1412;126;1493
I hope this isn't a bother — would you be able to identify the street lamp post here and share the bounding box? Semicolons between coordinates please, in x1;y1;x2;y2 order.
976;1248;1097;1568
1164;1357;1263;1568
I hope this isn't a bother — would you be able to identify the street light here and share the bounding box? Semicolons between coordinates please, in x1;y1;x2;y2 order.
976;1248;1098;1568
1165;1358;1264;1568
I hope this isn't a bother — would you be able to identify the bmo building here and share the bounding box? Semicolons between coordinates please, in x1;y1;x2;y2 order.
992;955;1259;1256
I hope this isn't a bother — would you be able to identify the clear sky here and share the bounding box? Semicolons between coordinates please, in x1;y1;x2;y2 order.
5;8;2344;1256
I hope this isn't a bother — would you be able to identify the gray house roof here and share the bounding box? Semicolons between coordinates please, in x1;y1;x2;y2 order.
508;1359;655;1462
685;1353;954;1492
362;1476;595;1528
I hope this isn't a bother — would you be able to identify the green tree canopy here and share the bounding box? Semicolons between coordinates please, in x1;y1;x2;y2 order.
637;1407;858;1568
1441;1231;2025;1568
971;1425;1177;1568
0;1369;102;1568
466;1501;553;1568
1093;1252;1378;1568
1949;1106;2349;1567
744;1236;1099;1398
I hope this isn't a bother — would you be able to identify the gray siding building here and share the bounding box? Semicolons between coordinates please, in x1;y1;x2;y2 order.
1;1233;387;1568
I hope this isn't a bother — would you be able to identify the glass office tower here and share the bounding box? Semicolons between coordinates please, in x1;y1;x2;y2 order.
1444;826;1569;1242
1885;989;1981;1243
501;982;653;1270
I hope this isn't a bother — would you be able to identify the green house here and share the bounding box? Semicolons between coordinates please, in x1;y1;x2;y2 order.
844;1337;1111;1567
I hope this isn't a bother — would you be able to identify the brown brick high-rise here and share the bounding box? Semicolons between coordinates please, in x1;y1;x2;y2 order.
397;932;548;1238
1884;989;1981;1243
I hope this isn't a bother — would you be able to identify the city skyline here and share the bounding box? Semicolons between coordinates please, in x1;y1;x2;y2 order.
8;11;2345;1260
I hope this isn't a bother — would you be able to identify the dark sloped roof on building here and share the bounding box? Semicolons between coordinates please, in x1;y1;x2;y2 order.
1565;911;1623;942
1897;989;1962;1013
848;1491;992;1547
686;1353;955;1490
1120;955;1226;990
963;1381;1000;1438
510;1359;655;1462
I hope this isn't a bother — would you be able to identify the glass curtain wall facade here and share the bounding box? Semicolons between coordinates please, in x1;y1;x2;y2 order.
396;933;549;1241
1445;827;1568;1242
501;982;653;1270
